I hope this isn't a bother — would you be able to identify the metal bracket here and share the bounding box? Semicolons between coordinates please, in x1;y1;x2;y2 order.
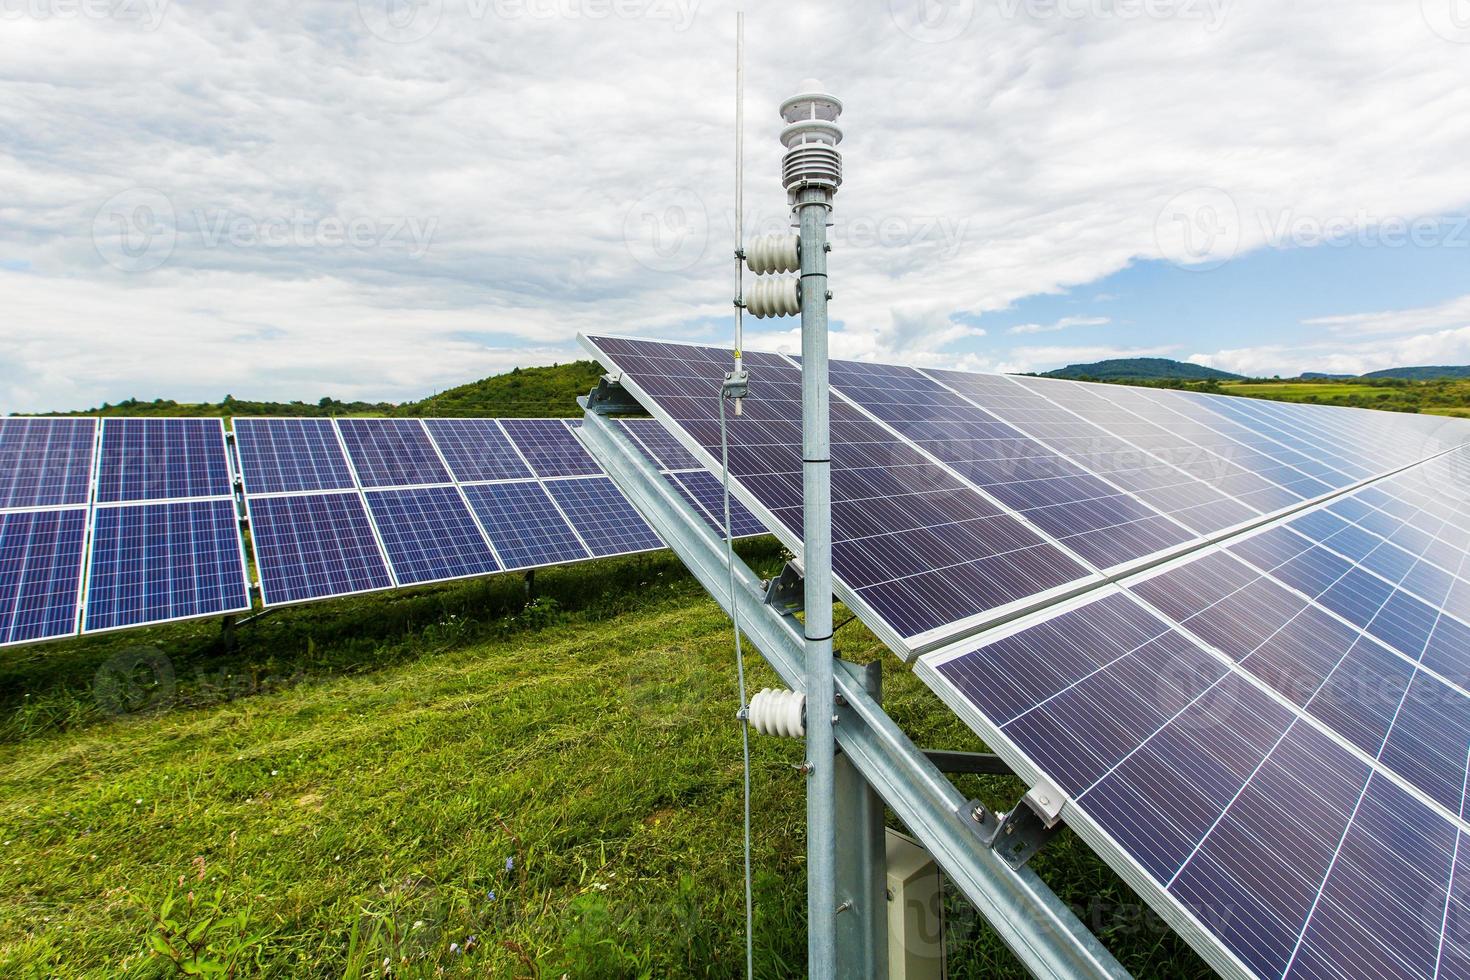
582;375;643;416
764;559;805;615
723;369;749;400
958;778;1067;870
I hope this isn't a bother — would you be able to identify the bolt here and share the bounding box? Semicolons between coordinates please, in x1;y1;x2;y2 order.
836;900;853;915
970;804;987;823
797;761;815;776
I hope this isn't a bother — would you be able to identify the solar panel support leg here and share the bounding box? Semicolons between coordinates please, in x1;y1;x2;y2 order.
575;407;1133;980
834;658;889;979
221;615;237;654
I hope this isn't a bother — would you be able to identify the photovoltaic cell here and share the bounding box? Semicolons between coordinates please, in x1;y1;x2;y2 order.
461;481;589;569
0;418;97;509
671;470;768;539
247;492;394;605
544;476;664;556
500;419;602;477
363;485;499;585
83;499;250;631
424;419;533;482
0;509;86;645
96;418;233;503
620;418;703;470
337;419;451;488
233;418;355;494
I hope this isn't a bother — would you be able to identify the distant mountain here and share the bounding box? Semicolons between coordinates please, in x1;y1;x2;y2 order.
1041;357;1244;382
1361;366;1470;381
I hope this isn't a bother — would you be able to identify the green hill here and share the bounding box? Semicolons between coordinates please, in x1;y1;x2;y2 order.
1041;357;1243;382
34;360;606;419
1362;365;1470;381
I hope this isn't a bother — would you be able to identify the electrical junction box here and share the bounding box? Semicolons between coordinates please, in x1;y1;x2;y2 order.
886;828;944;980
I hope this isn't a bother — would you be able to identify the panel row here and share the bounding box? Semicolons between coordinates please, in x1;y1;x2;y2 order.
583;335;1469;655
236;417;764;609
918;446;1470;980
0;415;770;646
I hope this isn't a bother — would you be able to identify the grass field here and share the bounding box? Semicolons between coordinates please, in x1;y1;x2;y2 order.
0;543;1209;978
1217;378;1470;417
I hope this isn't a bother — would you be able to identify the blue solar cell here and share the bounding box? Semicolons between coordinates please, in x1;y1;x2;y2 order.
247;492;394;605
619;418;703;470
233;418;355;494
670;470;768;538
337;419;451;488
0;418;97;509
461;481;589;569
0;509;86;645
363;486;498;585
96;418;233;503
84;500;250;631
424;419;533;482
544;476;664;556
500;419;601;477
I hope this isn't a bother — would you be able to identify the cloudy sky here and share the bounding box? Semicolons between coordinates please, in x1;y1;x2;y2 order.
2;0;1469;413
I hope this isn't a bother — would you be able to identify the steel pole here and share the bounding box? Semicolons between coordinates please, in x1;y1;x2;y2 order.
798;182;837;978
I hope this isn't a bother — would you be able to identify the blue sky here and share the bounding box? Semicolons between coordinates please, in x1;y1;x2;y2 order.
1;0;1468;412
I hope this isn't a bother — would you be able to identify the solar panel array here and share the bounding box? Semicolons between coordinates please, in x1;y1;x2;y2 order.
0;414;766;647
235;417;762;609
581;334;1470;980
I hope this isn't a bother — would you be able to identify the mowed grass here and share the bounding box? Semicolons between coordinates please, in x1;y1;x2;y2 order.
1221;381;1403;401
0;543;1207;978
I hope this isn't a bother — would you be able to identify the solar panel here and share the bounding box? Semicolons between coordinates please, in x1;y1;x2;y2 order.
233;418;355;494
362;485;499;585
0;509;87;645
337;418;451;488
544;476;665;556
916;448;1470;980
670;470;768;539
583;336;1102;652
96;418;233;503
0;418;97;509
83;499;251;632
423;419;533;482
460;480;590;569
619;418;703;470
245;492;395;605
500;419;602;477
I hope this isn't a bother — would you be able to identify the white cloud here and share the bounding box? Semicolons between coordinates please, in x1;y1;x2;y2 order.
1;0;1468;410
1302;293;1470;337
1190;325;1470;378
1006;315;1110;335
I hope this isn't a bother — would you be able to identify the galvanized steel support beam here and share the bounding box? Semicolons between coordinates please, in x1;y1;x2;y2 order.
575;406;1133;980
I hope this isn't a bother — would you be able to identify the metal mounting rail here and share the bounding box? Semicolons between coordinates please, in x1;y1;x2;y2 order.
576;401;1131;980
